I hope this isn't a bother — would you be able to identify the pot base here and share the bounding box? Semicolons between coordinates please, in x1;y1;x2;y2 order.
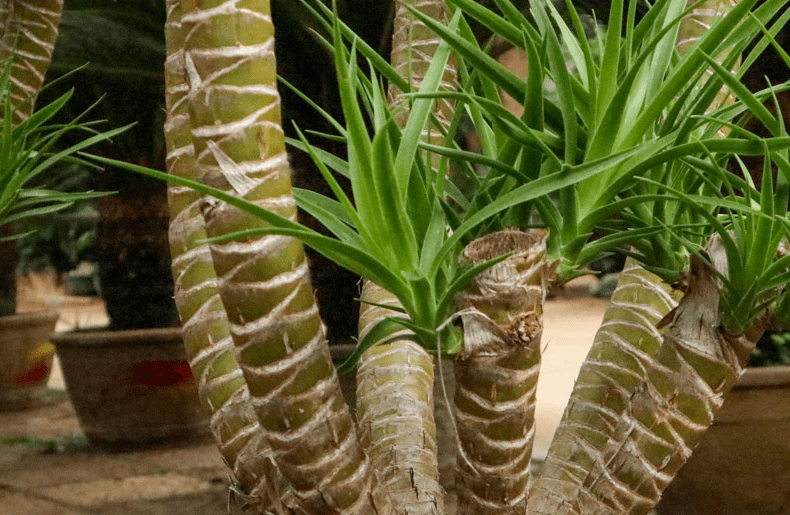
0;311;59;411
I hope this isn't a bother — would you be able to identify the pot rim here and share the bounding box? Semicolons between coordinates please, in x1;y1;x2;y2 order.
738;364;790;389
51;326;183;347
0;310;59;329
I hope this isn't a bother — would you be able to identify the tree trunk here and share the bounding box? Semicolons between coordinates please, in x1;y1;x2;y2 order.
163;1;292;512
0;0;63;122
453;229;552;515
177;0;391;512
357;281;444;515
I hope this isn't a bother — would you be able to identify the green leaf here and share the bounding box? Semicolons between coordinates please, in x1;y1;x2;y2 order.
408;6;526;103
370;118;418;270
539;6;578;165
292;188;361;245
297;0;410;94
432;146;650;274
702;52;780;136
291;125;359;227
394;8;459;195
337;317;418;375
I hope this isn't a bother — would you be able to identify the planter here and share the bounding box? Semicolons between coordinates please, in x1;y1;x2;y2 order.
52;327;210;448
657;365;790;515
0;310;59;410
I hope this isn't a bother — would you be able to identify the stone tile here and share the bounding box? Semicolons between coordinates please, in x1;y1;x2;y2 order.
40;473;216;507
0;396;81;441
99;489;230;515
1;449;161;490
138;442;226;474
0;490;84;515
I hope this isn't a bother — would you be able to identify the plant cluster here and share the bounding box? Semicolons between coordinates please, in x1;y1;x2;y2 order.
126;0;790;356
99;0;790;511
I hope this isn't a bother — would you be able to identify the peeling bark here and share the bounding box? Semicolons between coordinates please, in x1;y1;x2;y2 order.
528;238;763;515
357;282;444;515
163;2;293;512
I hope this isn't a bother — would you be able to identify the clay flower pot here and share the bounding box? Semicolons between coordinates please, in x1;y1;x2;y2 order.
0;310;59;410
52;327;210;448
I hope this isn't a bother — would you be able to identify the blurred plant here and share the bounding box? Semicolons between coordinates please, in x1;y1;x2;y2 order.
16;203;97;274
0;59;125;239
752;330;790;365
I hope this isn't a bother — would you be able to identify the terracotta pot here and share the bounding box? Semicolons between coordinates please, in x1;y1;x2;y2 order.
52;327;210;448
0;311;59;410
657;365;790;515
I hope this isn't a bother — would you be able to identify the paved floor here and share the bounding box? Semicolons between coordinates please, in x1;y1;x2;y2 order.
1;273;608;514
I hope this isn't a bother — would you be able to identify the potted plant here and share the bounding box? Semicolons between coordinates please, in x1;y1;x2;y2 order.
36;0;213;447
0;0;128;411
106;0;790;513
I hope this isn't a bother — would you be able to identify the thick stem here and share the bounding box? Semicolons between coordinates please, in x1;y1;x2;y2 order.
0;0;62;122
178;1;391;513
357;281;444;515
163;2;293;512
453;229;551;515
527;259;679;515
528;239;762;515
343;2;459;512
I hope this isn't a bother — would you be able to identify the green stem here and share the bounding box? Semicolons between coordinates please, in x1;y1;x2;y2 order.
163;1;294;511
178;0;391;512
0;0;63;122
527;259;678;515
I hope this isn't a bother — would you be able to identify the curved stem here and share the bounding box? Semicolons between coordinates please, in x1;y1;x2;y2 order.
528;259;678;515
0;0;62;122
163;2;294;512
177;0;391;512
